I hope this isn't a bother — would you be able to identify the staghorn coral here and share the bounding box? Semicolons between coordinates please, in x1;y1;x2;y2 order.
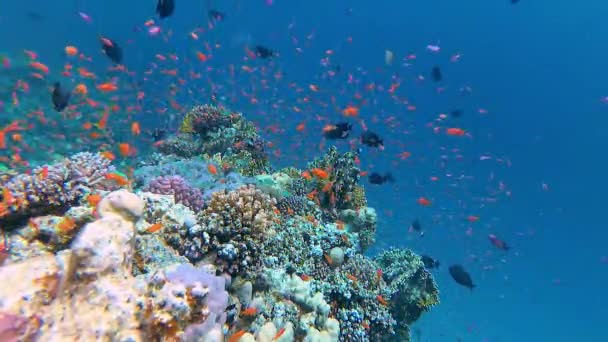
143;175;204;212
0;152;118;223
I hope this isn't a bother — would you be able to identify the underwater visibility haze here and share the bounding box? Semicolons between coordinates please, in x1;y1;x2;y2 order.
0;0;607;341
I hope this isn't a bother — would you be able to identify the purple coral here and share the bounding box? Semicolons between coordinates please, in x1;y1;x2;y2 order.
143;175;204;212
0;152;117;221
166;263;229;340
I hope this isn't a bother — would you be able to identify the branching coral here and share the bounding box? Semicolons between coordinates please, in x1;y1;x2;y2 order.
0;152;118;223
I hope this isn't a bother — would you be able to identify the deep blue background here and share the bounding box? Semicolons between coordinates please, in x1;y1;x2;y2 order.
1;1;607;341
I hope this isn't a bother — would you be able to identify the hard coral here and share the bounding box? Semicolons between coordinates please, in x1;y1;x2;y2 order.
181;104;233;135
197;185;279;275
307;147;361;216
374;248;440;340
143;175;204;212
0;152;117;223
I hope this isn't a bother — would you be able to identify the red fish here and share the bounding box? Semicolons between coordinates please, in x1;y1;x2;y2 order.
488;234;510;251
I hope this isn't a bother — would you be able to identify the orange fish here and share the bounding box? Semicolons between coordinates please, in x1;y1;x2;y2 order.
65;46;78;56
30;61;49;74
311;168;329;179
342;105;359;117
100;151;116;160
417;197;431;206
131;122;141;136
321;182;333;193
301;171;312;181
105;173;130;186
146;223;163;233
273;328;286;341
241;307;258;317
56;217;77;233
228;330;247;342
296;122;306;132
87;194;102;207
74;83;88;95
376;295;389;306
446;128;465;136
196;51;208;62
118;143;133;157
467;215;480;223
96;82;118;92
39;166;48;179
207;164;218;175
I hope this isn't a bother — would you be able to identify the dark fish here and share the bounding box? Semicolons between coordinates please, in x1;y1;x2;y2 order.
360;131;383;148
421;255;440;269
410;219;422;232
431;66;442;82
156;0;175;19
511;0;520;3
323;122;351;139
488;234;510;251
51;82;70;112
449;265;475;290
26;11;44;21
450;109;463;118
368;172;394;185
255;45;275;59
208;9;226;22
151;128;167;142
100;37;123;64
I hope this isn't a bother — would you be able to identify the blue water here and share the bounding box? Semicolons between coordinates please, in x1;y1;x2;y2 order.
2;1;607;341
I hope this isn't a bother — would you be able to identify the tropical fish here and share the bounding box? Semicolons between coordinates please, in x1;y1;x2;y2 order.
51;82;71;112
157;0;175;19
368;172;394;185
449;265;475;290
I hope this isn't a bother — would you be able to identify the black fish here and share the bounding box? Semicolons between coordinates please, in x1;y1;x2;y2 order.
26;11;44;21
51;82;70;112
360;131;383;148
449;265;475;290
100;37;123;64
151;128;167;142
450;109;463;118
255;45;275;59
156;0;175;19
511;0;520;3
410;219;422;232
421;255;440;269
208;9;225;22
368;172;394;185
323;122;351;139
431;66;442;82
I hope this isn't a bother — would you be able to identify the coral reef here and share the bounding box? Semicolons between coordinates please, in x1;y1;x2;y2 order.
0;152;119;224
375;248;440;340
0;190;230;341
305;147;363;217
158;104;271;176
0;104;439;342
